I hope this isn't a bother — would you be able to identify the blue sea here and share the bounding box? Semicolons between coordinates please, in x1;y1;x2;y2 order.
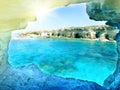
8;38;117;85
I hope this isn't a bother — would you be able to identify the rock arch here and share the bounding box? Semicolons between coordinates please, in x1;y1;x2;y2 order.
0;0;120;89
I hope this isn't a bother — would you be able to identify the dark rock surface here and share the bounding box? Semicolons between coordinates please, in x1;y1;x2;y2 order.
0;64;106;90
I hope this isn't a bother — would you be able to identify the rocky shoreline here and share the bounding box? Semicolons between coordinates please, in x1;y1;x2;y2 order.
0;64;106;90
17;25;118;42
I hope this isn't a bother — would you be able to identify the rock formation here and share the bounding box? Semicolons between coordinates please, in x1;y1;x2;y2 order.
0;0;120;89
18;25;118;41
0;64;106;90
87;0;120;89
0;0;106;89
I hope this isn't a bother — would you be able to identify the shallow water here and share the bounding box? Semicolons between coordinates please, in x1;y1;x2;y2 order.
8;38;117;85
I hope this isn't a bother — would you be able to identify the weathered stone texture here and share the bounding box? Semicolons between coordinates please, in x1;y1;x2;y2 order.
87;1;120;89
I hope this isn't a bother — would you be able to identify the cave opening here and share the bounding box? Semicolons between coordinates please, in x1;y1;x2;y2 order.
74;33;80;38
1;0;120;90
7;3;118;87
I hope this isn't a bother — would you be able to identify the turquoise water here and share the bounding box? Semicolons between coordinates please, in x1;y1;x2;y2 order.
8;38;117;85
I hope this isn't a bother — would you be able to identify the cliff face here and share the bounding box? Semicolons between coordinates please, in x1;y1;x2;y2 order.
87;0;120;25
18;26;118;41
87;0;120;89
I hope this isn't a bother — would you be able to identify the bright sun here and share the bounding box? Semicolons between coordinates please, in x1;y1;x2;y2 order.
36;6;52;21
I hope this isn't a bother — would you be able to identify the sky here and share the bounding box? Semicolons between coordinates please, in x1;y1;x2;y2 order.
25;3;106;30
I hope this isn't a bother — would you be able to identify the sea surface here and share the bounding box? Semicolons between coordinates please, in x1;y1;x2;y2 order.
8;38;117;85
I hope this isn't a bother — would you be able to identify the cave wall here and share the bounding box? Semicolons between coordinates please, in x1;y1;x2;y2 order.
0;0;88;31
87;0;120;25
87;0;120;89
0;0;120;89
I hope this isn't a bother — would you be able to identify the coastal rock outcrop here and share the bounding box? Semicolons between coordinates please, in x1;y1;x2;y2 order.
18;25;118;41
0;64;106;90
87;0;120;89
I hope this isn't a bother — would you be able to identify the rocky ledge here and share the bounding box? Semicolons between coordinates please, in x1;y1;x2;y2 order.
0;64;106;90
18;25;118;41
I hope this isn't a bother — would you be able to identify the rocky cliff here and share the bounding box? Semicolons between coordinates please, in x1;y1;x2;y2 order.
18;25;118;41
87;0;120;89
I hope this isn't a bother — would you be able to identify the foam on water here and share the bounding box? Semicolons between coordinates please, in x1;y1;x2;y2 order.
8;38;117;85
